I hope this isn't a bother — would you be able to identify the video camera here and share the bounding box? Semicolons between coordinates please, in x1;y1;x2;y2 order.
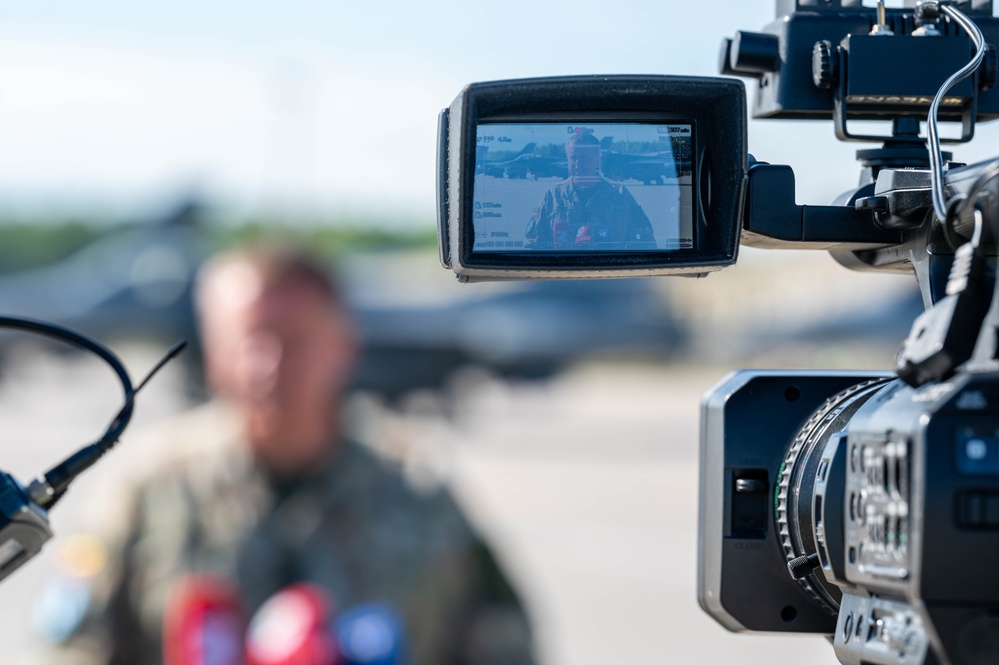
436;1;999;664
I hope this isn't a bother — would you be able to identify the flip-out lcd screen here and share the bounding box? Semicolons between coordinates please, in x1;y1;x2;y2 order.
472;122;693;253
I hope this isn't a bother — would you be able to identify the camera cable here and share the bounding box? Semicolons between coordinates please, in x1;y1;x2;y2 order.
927;1;988;224
0;316;191;509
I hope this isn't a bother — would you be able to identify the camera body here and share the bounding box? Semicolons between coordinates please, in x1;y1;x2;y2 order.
435;1;999;663
699;370;999;664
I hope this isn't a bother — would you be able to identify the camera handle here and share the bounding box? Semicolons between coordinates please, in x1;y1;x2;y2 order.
739;156;956;313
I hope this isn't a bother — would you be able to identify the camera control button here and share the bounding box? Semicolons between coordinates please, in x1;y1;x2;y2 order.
957;491;999;528
735;478;766;493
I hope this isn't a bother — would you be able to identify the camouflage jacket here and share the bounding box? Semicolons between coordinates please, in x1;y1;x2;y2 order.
31;403;534;665
524;179;655;250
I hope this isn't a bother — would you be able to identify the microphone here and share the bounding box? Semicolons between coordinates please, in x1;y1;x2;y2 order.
245;585;408;665
574;225;594;244
552;218;569;249
245;583;339;665
336;604;406;665
163;574;246;665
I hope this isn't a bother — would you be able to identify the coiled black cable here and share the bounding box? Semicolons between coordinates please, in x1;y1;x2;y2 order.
0;315;186;508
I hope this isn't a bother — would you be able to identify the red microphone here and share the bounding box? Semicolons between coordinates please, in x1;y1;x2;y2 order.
552;218;569;249
245;583;340;665
163;574;247;665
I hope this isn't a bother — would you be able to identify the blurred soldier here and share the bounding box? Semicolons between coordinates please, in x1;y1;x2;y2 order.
524;132;655;250
32;246;535;665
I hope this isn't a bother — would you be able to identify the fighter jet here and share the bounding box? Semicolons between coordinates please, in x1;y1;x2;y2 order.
599;136;692;185
0;202;685;401
477;143;573;180
351;277;685;398
478;142;538;179
0;200;205;348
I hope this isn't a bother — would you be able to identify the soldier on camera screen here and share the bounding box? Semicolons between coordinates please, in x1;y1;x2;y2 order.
524;132;656;250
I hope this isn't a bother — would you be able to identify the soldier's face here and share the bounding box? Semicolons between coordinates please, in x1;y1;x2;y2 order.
202;277;357;472
566;142;600;181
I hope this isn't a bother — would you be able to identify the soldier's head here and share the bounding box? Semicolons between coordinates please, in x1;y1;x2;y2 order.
565;132;601;184
195;245;358;474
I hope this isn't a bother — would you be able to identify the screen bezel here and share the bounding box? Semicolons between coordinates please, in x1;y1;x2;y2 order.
439;76;747;280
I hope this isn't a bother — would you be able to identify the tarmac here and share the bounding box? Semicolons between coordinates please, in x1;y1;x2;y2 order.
0;344;841;665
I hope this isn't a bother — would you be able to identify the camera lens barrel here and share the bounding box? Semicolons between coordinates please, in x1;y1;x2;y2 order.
699;370;896;635
776;378;895;616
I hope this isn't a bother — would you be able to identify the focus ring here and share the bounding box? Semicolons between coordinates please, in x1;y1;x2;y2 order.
775;378;892;614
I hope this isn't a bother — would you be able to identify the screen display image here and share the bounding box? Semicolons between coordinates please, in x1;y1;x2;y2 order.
472;122;693;253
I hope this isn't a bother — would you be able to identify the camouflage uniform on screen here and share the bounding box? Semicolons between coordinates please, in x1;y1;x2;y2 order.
524;179;655;250
31;403;534;665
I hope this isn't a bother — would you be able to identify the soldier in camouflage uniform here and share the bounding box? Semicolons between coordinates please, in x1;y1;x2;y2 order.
525;132;655;250
31;247;534;665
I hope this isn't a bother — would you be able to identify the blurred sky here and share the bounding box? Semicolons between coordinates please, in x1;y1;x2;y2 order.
1;0;999;224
